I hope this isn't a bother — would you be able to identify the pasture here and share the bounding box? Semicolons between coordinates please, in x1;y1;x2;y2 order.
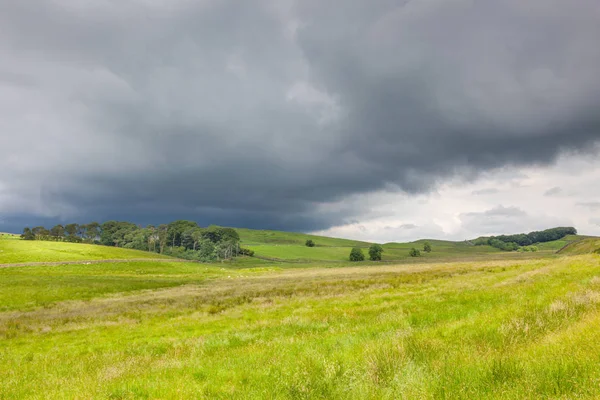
1;234;600;399
0;240;172;264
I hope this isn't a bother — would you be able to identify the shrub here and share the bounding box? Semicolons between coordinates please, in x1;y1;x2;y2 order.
239;248;255;257
423;242;432;253
349;247;365;261
409;248;421;257
305;239;315;247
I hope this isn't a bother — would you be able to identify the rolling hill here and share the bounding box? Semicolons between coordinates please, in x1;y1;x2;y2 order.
0;239;173;264
237;228;594;263
557;237;600;255
1;236;600;398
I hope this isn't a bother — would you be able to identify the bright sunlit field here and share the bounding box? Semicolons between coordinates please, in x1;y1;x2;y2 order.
2;235;600;399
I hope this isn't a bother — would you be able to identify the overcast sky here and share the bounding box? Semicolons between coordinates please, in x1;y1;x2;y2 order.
1;0;599;242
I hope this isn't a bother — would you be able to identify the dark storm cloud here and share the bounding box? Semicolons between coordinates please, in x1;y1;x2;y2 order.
1;0;600;231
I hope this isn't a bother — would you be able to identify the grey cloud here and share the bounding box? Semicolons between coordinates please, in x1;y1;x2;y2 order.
472;188;500;196
1;0;600;231
459;205;571;236
544;187;562;197
463;205;527;219
385;223;417;230
577;202;600;211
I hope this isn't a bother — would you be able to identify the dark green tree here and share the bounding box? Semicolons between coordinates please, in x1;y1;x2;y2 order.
368;244;383;261
21;227;35;240
65;223;79;237
50;224;65;241
305;239;315;247
349;247;365;261
409;248;421;257
85;222;101;242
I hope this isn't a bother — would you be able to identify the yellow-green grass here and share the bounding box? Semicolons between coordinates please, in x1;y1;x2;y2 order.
0;240;173;264
559;237;600;255
533;235;593;251
2;254;600;398
237;228;371;247
248;241;507;262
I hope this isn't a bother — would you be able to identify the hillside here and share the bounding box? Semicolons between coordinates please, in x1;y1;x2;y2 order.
236;228;372;247
558;237;600;255
0;239;173;264
236;229;581;262
4;227;593;265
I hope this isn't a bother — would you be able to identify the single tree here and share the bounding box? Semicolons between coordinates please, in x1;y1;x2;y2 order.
368;244;384;261
409;248;421;257
21;227;35;240
65;223;79;237
349;247;365;261
423;242;432;253
50;224;65;241
85;222;101;242
305;239;315;247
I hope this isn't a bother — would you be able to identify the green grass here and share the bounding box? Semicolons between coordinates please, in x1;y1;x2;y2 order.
238;228;583;263
0;240;173;264
532;235;590;251
2;247;600;398
558;237;600;255
236;228;371;247
247;239;508;262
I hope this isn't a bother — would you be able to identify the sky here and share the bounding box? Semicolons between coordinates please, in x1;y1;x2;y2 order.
1;0;600;242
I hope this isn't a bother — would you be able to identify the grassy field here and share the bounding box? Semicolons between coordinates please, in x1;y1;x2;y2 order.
239;229;593;263
237;228;371;247
2;236;600;398
0;240;172;264
559;237;600;255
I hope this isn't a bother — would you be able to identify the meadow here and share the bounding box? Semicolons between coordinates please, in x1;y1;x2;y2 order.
240;231;585;263
1;232;600;399
0;240;172;264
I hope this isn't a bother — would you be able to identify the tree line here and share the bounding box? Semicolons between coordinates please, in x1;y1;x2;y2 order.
21;220;252;262
472;227;577;251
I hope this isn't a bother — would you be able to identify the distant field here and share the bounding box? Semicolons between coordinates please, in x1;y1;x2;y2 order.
1;251;600;398
247;239;505;262
559;237;600;255
237;228;371;247
0;240;172;264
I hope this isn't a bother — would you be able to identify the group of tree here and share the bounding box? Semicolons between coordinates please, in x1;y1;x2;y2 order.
410;242;431;257
473;227;577;251
21;223;100;243
348;242;431;261
21;220;251;262
348;244;385;262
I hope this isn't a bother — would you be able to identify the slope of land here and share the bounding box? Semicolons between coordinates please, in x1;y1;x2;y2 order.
0;239;173;264
558;237;600;255
238;230;589;263
1;252;600;398
236;228;372;247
